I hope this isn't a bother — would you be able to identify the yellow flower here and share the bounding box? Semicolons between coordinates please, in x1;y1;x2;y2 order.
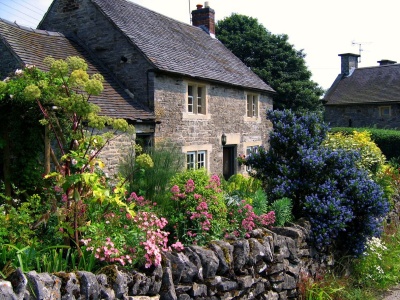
135;153;154;169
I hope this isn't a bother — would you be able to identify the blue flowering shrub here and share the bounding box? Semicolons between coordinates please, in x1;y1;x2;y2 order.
246;110;390;255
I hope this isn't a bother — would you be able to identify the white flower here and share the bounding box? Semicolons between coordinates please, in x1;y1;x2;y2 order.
71;159;78;165
15;69;23;75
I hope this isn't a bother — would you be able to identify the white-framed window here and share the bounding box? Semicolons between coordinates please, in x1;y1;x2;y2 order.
188;84;206;115
187;150;206;170
379;106;391;118
246;145;259;172
246;93;259;118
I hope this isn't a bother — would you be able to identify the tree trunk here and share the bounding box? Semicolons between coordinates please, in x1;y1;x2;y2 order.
44;125;51;174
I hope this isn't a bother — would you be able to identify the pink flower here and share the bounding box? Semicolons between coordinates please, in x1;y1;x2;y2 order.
171;241;185;252
185;179;195;193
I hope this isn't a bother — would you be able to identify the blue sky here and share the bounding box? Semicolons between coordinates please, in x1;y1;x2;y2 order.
1;0;400;91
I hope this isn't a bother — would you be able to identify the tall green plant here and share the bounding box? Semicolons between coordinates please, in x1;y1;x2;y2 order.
121;141;185;204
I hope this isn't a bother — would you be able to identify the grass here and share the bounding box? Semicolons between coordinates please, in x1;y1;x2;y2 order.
301;222;400;300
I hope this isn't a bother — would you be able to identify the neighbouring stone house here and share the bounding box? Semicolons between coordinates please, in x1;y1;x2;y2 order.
36;0;275;180
324;53;400;129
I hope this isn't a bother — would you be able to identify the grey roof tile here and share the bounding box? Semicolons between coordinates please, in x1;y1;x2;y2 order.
0;18;154;121
324;64;400;105
91;0;275;93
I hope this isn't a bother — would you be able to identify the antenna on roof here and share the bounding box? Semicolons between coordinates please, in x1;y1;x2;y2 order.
352;41;363;63
189;0;192;24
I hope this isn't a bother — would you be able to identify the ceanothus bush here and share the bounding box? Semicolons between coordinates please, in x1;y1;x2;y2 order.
246;109;389;254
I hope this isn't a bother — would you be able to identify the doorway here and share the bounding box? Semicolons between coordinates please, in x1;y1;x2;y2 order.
223;145;236;180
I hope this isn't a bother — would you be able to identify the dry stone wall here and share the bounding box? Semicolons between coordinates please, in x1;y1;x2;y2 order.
0;220;332;300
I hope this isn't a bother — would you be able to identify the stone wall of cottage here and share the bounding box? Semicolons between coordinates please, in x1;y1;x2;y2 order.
98;131;135;177
325;104;400;129
0;220;332;300
153;73;273;176
39;0;154;109
0;42;21;79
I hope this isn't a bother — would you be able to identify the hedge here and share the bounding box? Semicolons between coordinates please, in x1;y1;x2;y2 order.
330;127;400;161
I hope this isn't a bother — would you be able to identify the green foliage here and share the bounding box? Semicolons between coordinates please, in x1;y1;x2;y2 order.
352;231;400;290
269;198;293;227
216;14;324;112
0;57;151;271
326;129;399;202
324;130;386;175
0;193;49;246
300;224;400;300
331;127;400;162
121;141;185;204
166;169;227;245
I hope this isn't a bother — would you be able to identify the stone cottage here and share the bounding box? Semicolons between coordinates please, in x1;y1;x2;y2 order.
1;0;275;179
324;53;400;129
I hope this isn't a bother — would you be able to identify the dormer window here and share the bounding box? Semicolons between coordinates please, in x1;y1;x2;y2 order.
188;84;206;114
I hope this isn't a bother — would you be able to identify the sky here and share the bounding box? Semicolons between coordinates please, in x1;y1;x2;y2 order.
1;0;400;91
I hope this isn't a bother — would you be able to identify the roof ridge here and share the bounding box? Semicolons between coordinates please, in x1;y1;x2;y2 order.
0;18;65;37
93;0;194;29
356;64;400;71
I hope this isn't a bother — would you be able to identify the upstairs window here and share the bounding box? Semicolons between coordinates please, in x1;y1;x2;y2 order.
187;150;206;170
188;84;206;115
247;93;259;118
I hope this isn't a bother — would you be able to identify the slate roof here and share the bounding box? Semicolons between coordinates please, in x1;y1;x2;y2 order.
0;18;154;121
324;64;400;105
91;0;275;94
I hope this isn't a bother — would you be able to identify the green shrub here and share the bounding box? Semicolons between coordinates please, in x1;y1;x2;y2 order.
331;127;400;161
246;110;389;254
165;169;227;245
323;130;385;175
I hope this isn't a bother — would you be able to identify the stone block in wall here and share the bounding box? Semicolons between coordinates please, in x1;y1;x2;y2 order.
208;242;230;276
164;252;198;284
188;246;219;279
77;271;100;299
7;268;28;299
96;273;116;299
188;282;207;297
182;247;203;282
160;267;176;300
26;271;62;300
55;272;81;300
209;240;233;276
0;280;17;300
232;239;250;274
283;273;297;290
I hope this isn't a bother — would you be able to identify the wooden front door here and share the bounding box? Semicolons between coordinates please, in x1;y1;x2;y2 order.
223;145;236;180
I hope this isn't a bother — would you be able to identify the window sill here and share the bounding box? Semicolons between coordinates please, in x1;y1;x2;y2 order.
182;112;211;120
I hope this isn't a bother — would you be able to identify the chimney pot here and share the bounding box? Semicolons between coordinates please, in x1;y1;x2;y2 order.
192;3;215;36
378;59;397;66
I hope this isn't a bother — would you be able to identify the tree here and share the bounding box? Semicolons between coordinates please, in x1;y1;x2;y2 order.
216;14;324;112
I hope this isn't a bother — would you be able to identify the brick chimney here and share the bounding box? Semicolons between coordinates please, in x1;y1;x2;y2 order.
377;59;397;66
339;53;360;76
191;2;215;36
